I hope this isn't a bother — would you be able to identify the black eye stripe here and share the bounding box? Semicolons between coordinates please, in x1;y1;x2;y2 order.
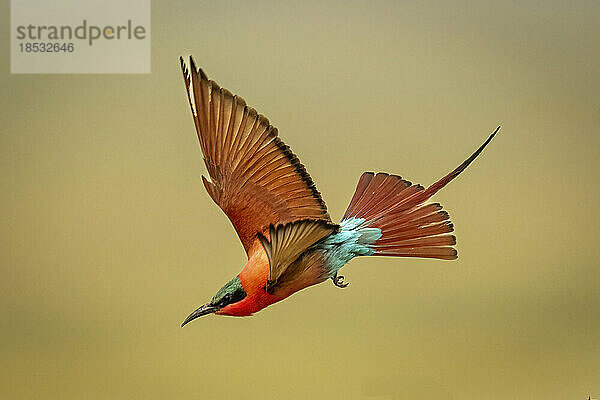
226;290;245;305
211;277;248;307
219;291;240;307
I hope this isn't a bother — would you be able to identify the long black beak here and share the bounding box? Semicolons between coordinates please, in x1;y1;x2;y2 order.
181;303;219;327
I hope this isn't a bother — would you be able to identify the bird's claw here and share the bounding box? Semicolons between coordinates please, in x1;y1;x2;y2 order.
332;272;349;288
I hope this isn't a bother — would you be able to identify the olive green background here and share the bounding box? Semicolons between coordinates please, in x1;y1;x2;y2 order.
1;1;598;399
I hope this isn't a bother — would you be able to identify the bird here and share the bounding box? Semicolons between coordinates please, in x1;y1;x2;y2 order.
179;56;499;326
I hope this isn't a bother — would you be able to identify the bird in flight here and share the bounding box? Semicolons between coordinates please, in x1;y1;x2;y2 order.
179;56;499;326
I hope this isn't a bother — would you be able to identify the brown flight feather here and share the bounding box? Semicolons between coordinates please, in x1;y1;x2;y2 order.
180;57;331;255
258;220;337;293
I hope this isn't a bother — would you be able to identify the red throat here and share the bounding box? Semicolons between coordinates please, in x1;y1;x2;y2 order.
215;245;282;316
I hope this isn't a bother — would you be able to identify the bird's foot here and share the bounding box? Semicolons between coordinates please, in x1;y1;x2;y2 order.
332;272;349;288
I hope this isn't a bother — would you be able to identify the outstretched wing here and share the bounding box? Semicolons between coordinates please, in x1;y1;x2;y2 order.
181;57;331;255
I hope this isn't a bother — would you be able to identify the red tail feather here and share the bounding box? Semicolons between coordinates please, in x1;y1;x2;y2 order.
343;127;499;260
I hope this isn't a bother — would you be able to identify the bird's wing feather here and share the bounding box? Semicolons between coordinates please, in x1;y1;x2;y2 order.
259;220;337;293
181;57;331;255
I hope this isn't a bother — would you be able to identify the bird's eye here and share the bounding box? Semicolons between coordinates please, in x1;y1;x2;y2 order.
222;293;233;304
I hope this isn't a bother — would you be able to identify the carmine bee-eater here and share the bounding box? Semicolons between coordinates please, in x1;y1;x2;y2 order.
180;56;499;326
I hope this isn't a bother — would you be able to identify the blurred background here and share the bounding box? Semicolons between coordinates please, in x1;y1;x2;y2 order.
1;0;599;399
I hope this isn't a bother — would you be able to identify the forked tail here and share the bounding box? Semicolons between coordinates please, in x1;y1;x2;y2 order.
342;127;500;260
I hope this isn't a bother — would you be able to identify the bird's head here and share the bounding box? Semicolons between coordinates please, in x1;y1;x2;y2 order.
181;276;249;326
